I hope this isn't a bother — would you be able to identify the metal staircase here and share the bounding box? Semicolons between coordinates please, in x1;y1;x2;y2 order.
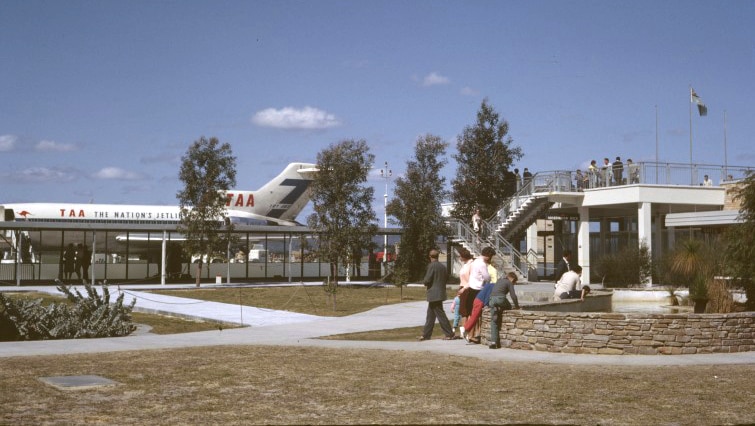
448;219;530;282
447;171;573;282
494;194;554;240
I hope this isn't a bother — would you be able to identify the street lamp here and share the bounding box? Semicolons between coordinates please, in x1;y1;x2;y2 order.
379;161;392;275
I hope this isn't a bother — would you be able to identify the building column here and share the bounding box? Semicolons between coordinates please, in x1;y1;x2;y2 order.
577;207;590;284
526;222;539;281
638;202;653;286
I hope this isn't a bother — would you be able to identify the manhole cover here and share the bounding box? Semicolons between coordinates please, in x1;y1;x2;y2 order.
39;375;119;390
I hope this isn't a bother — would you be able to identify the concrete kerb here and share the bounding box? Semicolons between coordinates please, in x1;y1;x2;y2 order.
1;282;754;366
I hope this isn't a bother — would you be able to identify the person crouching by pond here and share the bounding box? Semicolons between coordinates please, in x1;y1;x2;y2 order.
489;272;520;349
554;265;590;301
418;249;455;341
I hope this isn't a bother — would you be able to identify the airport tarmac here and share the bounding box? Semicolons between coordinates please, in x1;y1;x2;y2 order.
1;282;754;366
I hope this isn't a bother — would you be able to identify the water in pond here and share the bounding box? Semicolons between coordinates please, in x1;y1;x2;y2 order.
611;301;691;314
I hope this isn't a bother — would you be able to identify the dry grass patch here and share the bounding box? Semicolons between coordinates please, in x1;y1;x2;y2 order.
0;345;753;425
148;285;428;316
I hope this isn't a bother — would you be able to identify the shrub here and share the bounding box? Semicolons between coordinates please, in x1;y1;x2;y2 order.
706;278;735;313
593;241;653;287
0;283;136;341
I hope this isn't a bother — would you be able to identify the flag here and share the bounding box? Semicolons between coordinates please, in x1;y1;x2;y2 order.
690;87;708;116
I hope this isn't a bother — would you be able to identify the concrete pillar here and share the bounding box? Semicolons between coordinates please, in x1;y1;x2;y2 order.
526;221;538;257
577;207;590;284
526;221;539;281
638;202;653;286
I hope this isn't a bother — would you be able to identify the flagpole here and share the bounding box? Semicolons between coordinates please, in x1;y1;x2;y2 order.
655;104;659;184
689;85;694;185
724;109;728;180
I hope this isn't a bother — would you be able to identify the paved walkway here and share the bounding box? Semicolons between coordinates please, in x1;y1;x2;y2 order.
1;282;754;366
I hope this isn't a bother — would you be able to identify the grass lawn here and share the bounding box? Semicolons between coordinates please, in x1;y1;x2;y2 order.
2;287;754;424
147;284;429;317
0;345;753;425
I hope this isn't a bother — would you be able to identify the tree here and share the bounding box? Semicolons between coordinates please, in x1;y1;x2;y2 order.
307;139;378;310
724;171;755;309
386;134;450;286
176;137;237;286
451;98;523;223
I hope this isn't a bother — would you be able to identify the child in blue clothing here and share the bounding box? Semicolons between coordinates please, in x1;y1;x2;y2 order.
449;290;462;337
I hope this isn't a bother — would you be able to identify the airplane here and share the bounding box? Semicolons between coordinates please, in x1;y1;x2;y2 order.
1;162;318;226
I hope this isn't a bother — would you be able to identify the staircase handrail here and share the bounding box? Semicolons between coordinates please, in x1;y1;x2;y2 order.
491;170;572;229
447;218;529;280
483;222;530;280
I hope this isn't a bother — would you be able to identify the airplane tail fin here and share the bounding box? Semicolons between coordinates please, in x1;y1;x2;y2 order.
226;163;317;225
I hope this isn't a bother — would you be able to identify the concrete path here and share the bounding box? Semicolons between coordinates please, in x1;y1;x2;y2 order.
1;282;754;366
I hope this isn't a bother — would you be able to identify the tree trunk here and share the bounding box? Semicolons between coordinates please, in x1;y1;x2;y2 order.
195;261;202;287
330;262;339;311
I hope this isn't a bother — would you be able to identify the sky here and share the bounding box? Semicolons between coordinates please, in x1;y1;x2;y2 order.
2;0;754;223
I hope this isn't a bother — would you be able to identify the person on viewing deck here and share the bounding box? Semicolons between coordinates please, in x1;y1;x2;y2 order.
588;160;599;188
626;159;639;184
613;156;624;185
514;168;522;191
602;158;613;187
522;168;533;189
575;169;585;191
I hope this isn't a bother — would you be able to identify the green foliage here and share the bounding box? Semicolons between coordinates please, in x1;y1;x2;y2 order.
451;99;523;221
307;139;378;301
0;283;136;341
593;241;653;287
176;137;237;285
724;171;755;309
387;134;450;282
669;239;718;300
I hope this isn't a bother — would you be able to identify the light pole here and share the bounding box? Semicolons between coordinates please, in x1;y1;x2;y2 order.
379;161;392;276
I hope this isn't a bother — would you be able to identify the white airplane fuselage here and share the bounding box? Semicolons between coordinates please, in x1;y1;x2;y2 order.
2;162;317;226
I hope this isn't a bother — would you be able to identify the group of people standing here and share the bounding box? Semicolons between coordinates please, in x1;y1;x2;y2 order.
419;247;519;350
580;156;639;190
62;243;91;283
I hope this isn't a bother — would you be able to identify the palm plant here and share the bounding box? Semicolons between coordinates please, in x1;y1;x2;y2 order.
669;239;715;312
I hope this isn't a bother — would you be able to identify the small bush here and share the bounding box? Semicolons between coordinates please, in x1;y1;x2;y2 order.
593;241;653;287
0;283;136;341
706;278;735;313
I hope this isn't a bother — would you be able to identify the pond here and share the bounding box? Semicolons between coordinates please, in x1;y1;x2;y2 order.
610;301;691;314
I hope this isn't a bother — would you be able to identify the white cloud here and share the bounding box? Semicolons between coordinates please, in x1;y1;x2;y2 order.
422;72;450;87
460;86;479;96
35;140;77;152
6;166;79;183
92;167;145;180
0;134;18;151
252;106;341;130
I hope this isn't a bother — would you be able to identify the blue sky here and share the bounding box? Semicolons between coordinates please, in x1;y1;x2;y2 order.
2;0;754;222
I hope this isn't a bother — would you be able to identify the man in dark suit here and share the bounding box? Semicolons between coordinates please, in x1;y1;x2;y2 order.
418;249;455;341
554;249;572;284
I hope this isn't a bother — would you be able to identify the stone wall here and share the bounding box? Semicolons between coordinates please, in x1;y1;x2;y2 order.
481;309;754;355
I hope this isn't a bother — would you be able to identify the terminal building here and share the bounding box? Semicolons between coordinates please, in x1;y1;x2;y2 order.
448;161;751;285
1;160;752;286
